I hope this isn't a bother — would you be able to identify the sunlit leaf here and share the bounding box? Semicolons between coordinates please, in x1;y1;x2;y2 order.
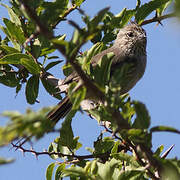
0;157;15;165
160;159;180;180
72;0;85;6
0;53;32;64
150;126;180;134
156;0;172;16
55;163;66;180
135;0;170;23
0;45;20;54
1;3;21;26
46;163;56;180
20;58;41;74
3;18;25;44
94;137;114;153
63;166;88;178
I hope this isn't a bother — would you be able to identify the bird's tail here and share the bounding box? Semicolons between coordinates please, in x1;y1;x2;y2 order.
47;96;72;123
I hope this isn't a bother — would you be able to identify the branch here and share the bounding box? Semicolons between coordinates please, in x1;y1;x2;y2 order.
19;0;53;39
11;142;110;161
141;13;176;26
52;4;77;28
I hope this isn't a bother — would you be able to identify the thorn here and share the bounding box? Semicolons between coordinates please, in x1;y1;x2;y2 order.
78;51;83;55
35;99;40;103
161;144;175;159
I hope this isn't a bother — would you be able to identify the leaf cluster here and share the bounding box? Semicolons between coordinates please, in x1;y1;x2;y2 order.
0;1;180;180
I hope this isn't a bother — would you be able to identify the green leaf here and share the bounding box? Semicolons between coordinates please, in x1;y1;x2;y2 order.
59;112;74;149
62;63;73;76
41;73;62;100
160;159;180;180
48;143;59;160
106;8;135;30
0;107;52;144
135;0;170;24
55;163;66;180
1;3;21;26
98;158;119;180
91;160;98;175
126;129;152;147
111;141;121;154
72;0;85;6
0;157;15;165
63;166;89;178
156;0;172;16
175;0;180;17
0;25;10;38
136;0;141;9
47;56;59;60
150;126;180;134
31;45;41;59
16;84;22;95
84;42;104;66
132;101;150;129
0;126;16;146
3;18;25;44
89;7;110;30
40;48;56;56
0;72;19;87
0;45;20;54
94;137;114;153
154;145;164;157
41;0;69;25
111;151;139;168
118;170;145;180
0;53;32;64
118;9;136;28
20;58;41;74
46;163;56;180
0;65;20;87
70;86;87;110
59;110;80;149
25;75;39;104
56;138;72;156
92;52;114;87
0;25;20;50
44;60;63;71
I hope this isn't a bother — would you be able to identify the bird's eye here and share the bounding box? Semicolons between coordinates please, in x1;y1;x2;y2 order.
127;32;134;37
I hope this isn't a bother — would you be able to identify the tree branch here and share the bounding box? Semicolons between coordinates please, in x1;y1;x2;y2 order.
141;13;176;26
11;142;110;161
52;4;77;28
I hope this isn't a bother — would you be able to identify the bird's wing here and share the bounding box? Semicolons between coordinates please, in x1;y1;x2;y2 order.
61;46;125;88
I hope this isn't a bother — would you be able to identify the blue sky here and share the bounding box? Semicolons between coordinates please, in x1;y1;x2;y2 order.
1;0;180;179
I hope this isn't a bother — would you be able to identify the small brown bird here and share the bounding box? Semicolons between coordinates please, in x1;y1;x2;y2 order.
47;22;147;123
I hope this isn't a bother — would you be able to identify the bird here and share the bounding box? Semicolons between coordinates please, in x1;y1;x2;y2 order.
47;22;147;123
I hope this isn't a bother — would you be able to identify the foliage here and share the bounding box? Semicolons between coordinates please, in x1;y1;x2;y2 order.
0;0;180;180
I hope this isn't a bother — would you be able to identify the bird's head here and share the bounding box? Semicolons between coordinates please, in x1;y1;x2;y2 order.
114;22;147;56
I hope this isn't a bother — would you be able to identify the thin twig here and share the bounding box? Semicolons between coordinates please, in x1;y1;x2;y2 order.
11;142;110;160
52;4;77;28
141;13;176;26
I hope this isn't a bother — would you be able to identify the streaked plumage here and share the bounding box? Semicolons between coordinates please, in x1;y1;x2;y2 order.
47;23;147;123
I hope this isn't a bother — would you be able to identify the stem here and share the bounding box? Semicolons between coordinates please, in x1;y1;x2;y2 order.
141;13;176;26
